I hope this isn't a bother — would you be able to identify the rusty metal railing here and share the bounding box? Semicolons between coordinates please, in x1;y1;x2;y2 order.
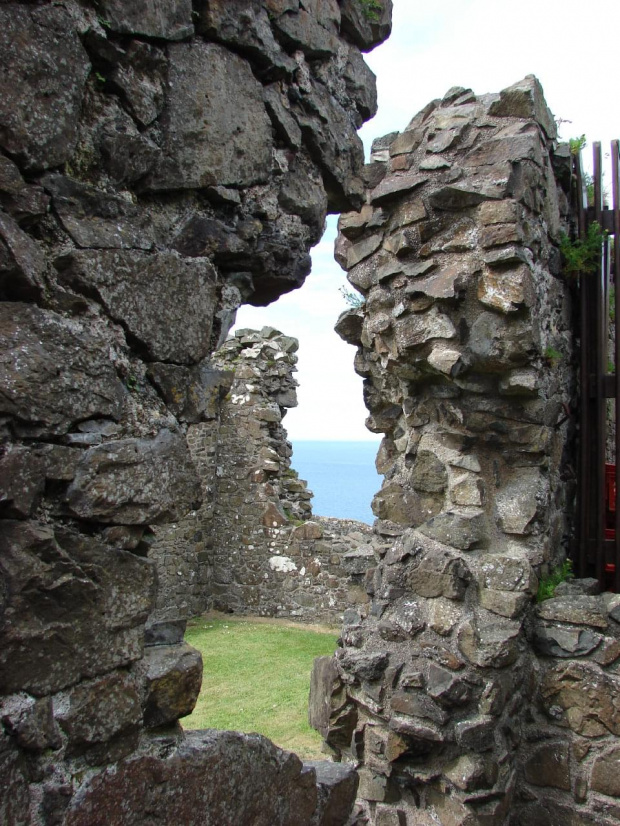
575;140;620;591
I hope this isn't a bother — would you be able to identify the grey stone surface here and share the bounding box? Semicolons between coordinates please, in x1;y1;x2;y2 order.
143;642;203;727
0;521;155;696
144;42;273;191
63;730;320;826
0;303;124;437
0;1;385;822
66;429;202;524
0;5;90;170
58;251;218;364
311;76;593;826
97;0;194;40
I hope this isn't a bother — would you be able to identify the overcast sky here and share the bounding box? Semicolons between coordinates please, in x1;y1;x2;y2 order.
234;0;619;442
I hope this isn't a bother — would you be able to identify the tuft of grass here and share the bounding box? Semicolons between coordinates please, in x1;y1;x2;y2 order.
339;285;365;309
358;0;382;21
559;222;605;275
183;615;338;758
543;345;562;367
537;559;573;602
569;134;587;156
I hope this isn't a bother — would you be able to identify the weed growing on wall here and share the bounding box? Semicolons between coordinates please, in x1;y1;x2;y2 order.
339;285;365;308
537;559;573;602
569;134;587;155
358;0;382;22
559;222;606;275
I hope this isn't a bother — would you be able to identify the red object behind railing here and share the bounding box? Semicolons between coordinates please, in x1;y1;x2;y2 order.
605;464;617;587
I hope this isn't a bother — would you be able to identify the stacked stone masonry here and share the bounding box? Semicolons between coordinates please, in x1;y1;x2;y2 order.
310;76;620;826
0;0;393;822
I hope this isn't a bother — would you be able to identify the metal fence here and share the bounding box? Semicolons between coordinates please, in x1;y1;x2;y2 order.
574;140;620;590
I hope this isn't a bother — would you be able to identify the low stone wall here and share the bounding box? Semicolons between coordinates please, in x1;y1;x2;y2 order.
521;580;620;826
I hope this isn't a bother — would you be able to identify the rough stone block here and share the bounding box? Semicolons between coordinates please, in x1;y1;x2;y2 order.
97;0;193;39
458;615;521;668
523;741;571;791
0;5;90;170
408;544;471;601
305;760;358;826
0;303;124;437
143;643;203;728
0;521;155;695
58;251;217;365
62;730;318;825
541;662;620;737
66;429;202;524
144;42;273;190
488;75;557;140
55;672;142;753
537;596;608;629
591;745;620;798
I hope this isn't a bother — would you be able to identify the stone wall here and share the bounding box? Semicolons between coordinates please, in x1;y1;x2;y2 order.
0;0;392;822
149;325;384;625
308;77;620;826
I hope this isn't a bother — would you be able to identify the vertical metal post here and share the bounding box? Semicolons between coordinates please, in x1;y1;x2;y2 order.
612;139;620;592
576;152;590;579
593;142;605;586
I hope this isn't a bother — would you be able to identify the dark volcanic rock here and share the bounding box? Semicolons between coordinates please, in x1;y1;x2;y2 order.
55;671;143;755
0;303;124;437
144;42;273;191
57;251;218;364
0;4;90;170
97;0;194;40
196;0;296;78
0;521;155;695
0;210;46;300
143;643;203;727
109;41;168;128
63;730;319;826
65;429;202;524
305;760;359;826
339;0;393;52
42;175;154;250
147;363;233;423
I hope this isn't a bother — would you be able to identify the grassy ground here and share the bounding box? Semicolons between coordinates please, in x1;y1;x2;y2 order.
183;613;339;758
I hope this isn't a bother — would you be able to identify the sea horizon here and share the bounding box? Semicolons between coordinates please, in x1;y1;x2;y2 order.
290;440;382;525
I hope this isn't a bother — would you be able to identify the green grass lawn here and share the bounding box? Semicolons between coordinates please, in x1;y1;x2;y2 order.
183;614;339;758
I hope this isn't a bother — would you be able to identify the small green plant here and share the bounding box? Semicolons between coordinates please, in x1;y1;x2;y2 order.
544;346;562;367
536;559;573;602
358;0;382;22
97;15;111;29
339;285;365;308
569;134;587;155
125;374;139;392
94;71;106;85
283;508;304;527
559;221;606;275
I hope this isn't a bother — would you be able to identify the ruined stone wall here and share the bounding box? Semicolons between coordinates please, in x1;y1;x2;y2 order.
308;77;620;826
167;326;384;624
0;1;393;822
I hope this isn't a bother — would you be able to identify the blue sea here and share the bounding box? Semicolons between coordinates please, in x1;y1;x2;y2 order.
291;440;382;525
